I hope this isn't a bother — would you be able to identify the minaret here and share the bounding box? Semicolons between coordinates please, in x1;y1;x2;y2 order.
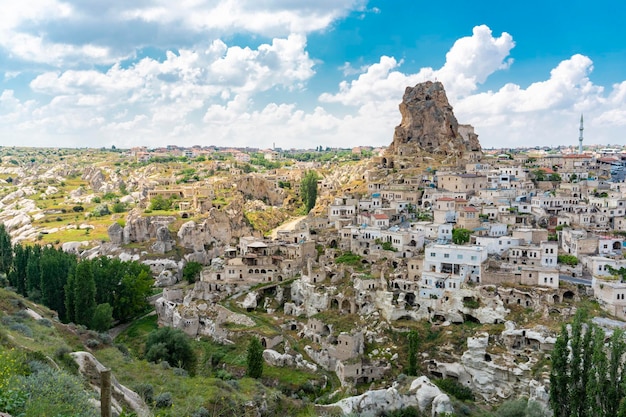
578;114;584;154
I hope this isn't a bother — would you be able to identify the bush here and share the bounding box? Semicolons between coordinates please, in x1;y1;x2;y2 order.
155;392;173;408
145;327;196;372
37;318;53;327
433;378;475;401
10;323;33;337
85;338;101;349
18;366;98;417
92;203;110;217
183;261;203;284
134;383;154;404
112;202;126;213
557;254;579;267
115;343;130;357
191;406;210;417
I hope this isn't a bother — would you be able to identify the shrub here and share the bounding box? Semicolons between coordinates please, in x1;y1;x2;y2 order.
92;203;110;217
183;261;203;284
173;367;188;377
154;392;173;408
18;366;98;417
191;406;210;417
115;343;130;357
38;318;53;327
10;323;33;337
557;254;579;267
134;383;154;404
433;378;475;401
85;338;101;349
112;202;126;213
145;327;196;372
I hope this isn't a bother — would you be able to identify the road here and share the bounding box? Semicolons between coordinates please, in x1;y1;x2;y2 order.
559;274;592;286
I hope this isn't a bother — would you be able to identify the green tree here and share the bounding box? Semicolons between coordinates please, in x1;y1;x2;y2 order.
0;224;13;276
149;195;172;211
246;337;264;379
40;247;76;322
8;244;29;296
557;255;579;267
407;330;419;376
72;261;96;326
550;310;626;417
91;303;114;332
25;245;42;299
452;228;471;245
145;327;196;372
183;261;203;284
115;269;152;322
300;170;319;213
497;398;547;417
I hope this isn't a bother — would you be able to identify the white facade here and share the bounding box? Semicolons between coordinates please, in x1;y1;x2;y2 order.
420;244;488;298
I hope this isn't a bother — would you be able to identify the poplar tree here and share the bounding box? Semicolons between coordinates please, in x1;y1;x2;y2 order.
300;170;319;213
73;261;96;326
550;311;626;417
0;224;12;276
246;337;264;379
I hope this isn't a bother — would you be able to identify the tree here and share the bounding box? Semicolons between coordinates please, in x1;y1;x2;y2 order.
246;337;264;379
0;224;13;276
452;228;471;245
557;254;579;267
145;327;196;372
300;170;319;213
149;195;172;211
496;398;547;417
407;331;419;376
115;269;152;322
183;261;203;284
550;310;626;417
8;244;29;296
72;261;96;326
549;173;562;182
91;303;113;332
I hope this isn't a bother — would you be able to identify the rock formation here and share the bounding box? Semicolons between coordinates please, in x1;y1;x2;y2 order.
386;81;482;165
328;376;454;416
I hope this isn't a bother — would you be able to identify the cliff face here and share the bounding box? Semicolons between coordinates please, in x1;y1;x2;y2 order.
387;81;481;162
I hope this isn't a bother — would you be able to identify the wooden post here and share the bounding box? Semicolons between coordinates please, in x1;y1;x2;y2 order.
100;368;112;417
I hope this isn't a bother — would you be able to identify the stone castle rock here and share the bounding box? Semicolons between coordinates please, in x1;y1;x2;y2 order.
386;81;482;165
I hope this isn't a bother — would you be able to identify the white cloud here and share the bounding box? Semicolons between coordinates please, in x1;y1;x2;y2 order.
0;0;364;67
2;21;626;150
320;25;515;107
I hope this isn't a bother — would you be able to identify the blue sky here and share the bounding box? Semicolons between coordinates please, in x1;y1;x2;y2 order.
1;0;625;150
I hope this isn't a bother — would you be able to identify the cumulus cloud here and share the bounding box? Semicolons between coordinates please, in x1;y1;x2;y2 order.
2;18;626;150
318;25;626;149
0;0;364;67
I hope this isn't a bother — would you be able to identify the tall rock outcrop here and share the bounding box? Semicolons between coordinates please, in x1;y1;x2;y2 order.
386;81;482;165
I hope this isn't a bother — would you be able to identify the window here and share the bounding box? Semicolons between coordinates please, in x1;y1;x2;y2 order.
471;256;477;261
444;254;450;258
430;252;435;257
457;254;463;260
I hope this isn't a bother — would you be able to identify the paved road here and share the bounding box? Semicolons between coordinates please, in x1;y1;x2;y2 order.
559;274;592;286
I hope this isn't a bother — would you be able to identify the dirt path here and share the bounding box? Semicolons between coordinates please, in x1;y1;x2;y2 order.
269;215;307;239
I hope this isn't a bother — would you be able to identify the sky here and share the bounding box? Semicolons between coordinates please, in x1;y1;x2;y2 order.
1;0;625;150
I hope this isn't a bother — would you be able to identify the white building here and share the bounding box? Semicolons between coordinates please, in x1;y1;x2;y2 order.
420;244;488;299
